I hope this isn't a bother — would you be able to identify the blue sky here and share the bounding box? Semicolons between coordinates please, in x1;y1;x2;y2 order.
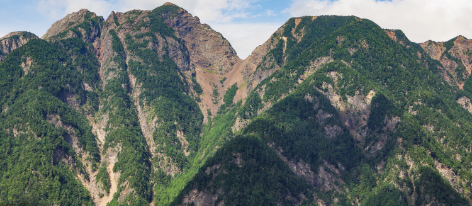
1;0;471;58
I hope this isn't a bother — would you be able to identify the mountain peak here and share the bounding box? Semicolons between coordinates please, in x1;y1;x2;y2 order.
0;31;38;62
3;4;472;206
1;31;32;40
164;2;176;6
41;9;100;39
456;35;469;41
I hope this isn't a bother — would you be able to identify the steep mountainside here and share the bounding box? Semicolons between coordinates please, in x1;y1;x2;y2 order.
420;35;472;88
0;31;38;62
1;2;472;206
175;16;472;206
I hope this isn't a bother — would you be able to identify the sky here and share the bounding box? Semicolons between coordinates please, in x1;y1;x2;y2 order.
0;0;471;59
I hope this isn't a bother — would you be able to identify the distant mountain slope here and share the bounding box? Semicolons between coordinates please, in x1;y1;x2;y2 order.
420;35;472;88
175;15;472;206
0;31;38;62
1;2;472;206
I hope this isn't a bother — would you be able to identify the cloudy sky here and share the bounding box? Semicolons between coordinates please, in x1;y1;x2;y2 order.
0;0;471;59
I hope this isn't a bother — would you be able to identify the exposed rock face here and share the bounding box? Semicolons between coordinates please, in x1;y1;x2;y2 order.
163;8;239;75
182;189;221;206
384;29;406;46
0;31;38;62
316;69;376;143
420;36;472;88
239;22;302;97
42;9;104;58
457;96;472;113
42;9;99;40
385;30;397;42
448;36;472;77
239;26;285;94
420;41;445;61
268;142;346;193
4;6;472;205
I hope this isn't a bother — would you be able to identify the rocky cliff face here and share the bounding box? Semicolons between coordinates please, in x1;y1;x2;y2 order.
42;9;104;60
420;36;472;88
239;25;285;95
3;3;472;206
42;9;102;40
0;31;38;62
162;3;239;76
30;4;247;205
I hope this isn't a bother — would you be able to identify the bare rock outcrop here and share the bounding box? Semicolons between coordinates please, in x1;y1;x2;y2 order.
420;36;472;88
239;25;287;95
457;96;472;113
384;29;406;46
162;7;239;75
447;36;472;77
420;41;445;61
42;9;104;58
268;142;346;193
0;31;38;62
182;189;221;206
42;9;101;40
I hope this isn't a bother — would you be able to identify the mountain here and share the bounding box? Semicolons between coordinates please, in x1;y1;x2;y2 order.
1;2;472;206
0;31;38;61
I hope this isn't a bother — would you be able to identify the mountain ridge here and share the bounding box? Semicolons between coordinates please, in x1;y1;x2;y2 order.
1;2;472;206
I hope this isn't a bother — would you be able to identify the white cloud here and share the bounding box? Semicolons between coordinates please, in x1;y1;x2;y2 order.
116;0;256;23
37;0;116;20
285;0;472;43
0;31;7;39
265;9;276;17
37;0;257;23
211;22;282;59
0;27;18;39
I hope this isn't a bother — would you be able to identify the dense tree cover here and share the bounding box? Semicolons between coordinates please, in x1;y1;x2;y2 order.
361;185;408;206
124;11;203;171
243;79;362;173
234;15;472;204
3;3;472;205
0;38;100;204
96;163;111;196
414;166;468;205
0;38;100;163
239;91;263;119
172;136;313;206
154;100;239;205
218;83;238;113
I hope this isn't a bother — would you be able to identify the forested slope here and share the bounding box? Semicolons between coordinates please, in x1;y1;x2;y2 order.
1;3;472;206
174;16;472;206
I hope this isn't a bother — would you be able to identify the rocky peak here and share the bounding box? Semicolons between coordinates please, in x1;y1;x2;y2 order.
42;9;105;60
160;5;239;75
41;9;103;41
0;31;38;62
421;36;472;88
164;2;177;6
420;40;445;61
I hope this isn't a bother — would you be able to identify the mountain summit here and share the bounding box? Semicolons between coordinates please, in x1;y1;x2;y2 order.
1;3;472;206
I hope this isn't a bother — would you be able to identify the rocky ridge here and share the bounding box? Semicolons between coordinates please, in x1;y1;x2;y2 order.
0;31;38;62
3;3;472;206
28;4;246;205
420;35;472;88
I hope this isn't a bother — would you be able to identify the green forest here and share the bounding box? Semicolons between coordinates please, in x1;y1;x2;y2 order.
1;3;472;206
